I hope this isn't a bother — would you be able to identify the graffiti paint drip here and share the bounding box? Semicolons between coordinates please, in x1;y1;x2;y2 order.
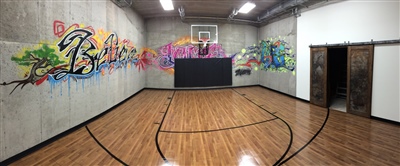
1;20;140;95
1;23;297;94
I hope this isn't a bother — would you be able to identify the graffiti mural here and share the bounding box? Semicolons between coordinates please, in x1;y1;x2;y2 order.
135;48;157;72
229;38;296;76
231;45;261;76
235;68;252;76
259;38;296;75
1;22;298;93
144;37;296;76
144;36;227;74
1;20;141;94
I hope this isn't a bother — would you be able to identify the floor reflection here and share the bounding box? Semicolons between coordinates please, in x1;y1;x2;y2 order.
239;155;257;166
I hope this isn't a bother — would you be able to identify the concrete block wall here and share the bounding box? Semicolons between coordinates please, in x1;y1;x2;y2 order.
0;42;3;161
258;16;297;96
145;17;259;88
6;0;396;163
146;17;189;88
220;24;259;86
0;0;146;161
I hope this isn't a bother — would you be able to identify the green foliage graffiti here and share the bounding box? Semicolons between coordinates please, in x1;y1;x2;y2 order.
2;44;65;94
11;44;65;67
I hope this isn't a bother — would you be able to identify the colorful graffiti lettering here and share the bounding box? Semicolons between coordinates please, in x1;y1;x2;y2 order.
259;38;296;74
230;38;296;76
144;36;227;74
1;21;297;93
135;48;157;72
158;39;226;59
231;45;261;76
235;68;252;76
142;37;295;76
1;20;140;94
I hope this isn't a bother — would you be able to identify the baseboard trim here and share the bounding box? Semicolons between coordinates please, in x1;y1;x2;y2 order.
145;85;310;104
257;85;310;103
145;84;259;91
0;88;145;165
371;116;400;125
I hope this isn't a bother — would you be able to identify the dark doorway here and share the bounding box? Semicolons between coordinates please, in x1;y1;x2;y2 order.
328;47;348;112
310;45;374;117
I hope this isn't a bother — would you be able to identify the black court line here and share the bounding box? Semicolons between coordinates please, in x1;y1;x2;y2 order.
85;126;128;166
232;88;331;165
160;117;278;133
1;89;145;166
231;88;293;166
278;108;330;165
155;91;176;164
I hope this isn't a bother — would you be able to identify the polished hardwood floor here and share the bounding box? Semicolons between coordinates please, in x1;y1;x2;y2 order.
10;87;400;165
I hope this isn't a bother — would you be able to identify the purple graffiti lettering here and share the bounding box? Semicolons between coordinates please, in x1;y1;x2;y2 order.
159;43;173;56
157;55;174;69
151;43;227;71
187;45;198;58
173;46;187;59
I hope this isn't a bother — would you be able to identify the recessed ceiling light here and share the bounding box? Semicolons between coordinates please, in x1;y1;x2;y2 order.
160;0;174;11
238;2;256;14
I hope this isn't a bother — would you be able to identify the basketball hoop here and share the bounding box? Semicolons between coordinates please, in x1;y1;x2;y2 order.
198;38;210;56
199;38;210;47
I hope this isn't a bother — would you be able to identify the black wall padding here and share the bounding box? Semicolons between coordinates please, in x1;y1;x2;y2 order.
175;58;232;87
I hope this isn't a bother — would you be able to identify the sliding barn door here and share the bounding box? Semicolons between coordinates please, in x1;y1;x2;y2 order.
310;47;328;107
347;45;374;117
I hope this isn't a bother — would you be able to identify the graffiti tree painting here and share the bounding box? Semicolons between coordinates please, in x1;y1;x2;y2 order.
1;20;141;94
2;44;66;94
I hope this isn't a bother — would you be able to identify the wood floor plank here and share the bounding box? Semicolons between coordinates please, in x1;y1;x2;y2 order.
234;86;400;165
158;89;291;165
86;89;174;165
9;87;400;165
10;128;119;165
159;122;291;165
161;89;276;132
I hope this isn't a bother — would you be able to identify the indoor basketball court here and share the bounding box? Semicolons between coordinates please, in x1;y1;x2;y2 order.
6;87;400;165
0;0;399;165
